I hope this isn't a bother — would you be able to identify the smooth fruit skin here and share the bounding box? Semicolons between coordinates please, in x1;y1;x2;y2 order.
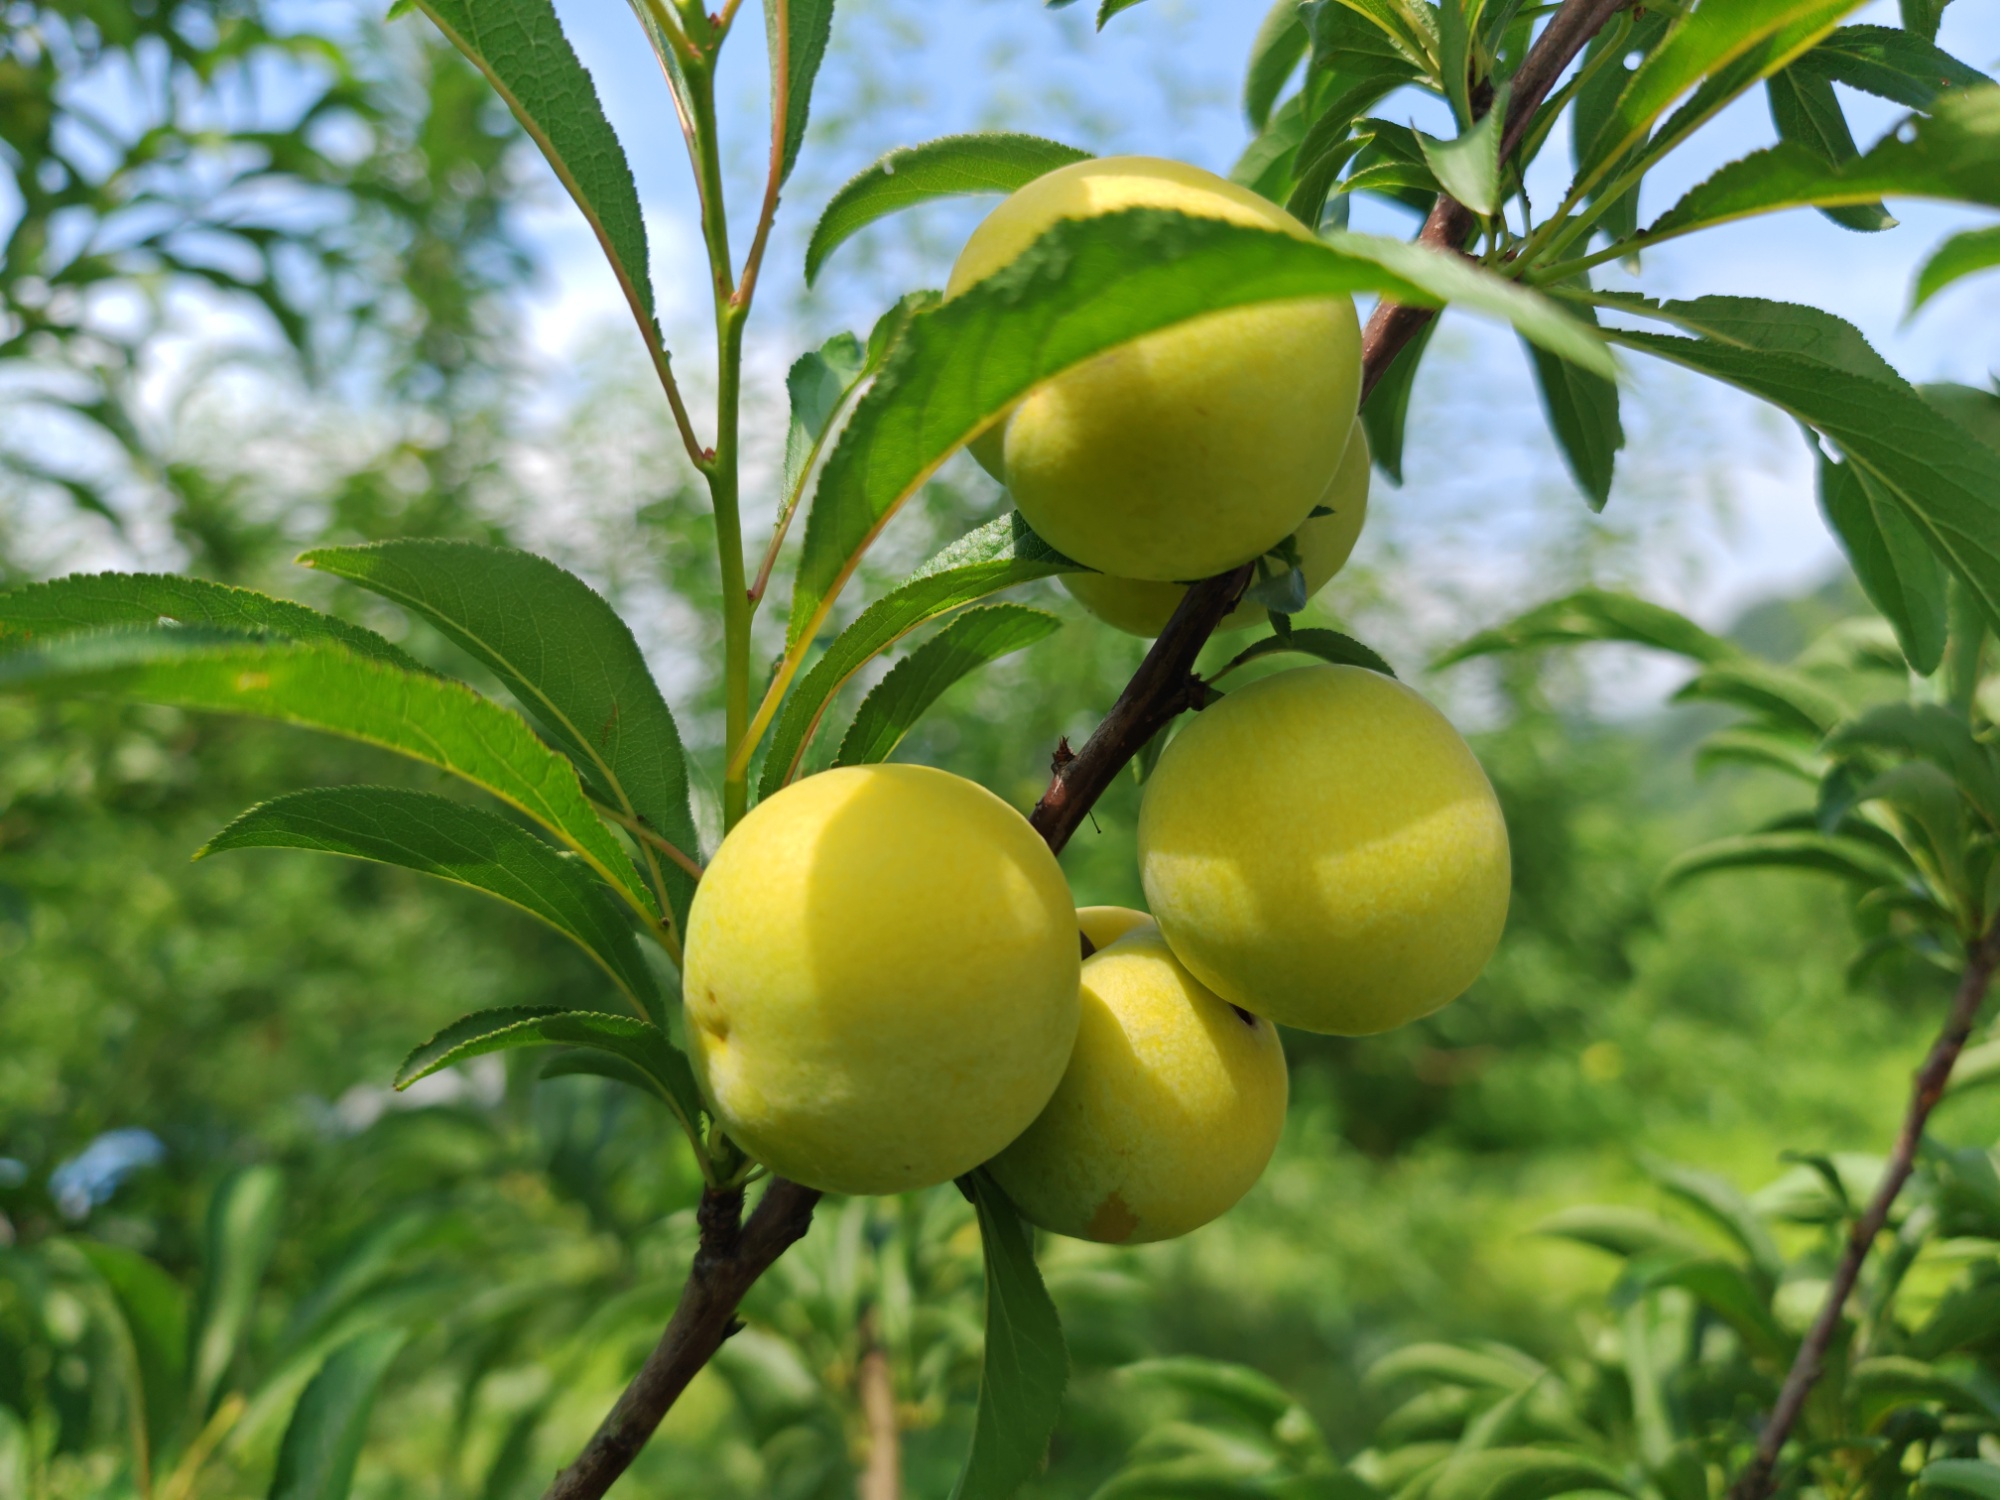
988;927;1288;1244
1077;904;1156;951
1064;421;1372;637
947;156;1361;582
682;764;1080;1196
1138;666;1510;1036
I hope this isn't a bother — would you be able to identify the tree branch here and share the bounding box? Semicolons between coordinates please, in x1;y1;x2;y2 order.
1728;918;2000;1500
541;1178;821;1500
1034;0;1631;833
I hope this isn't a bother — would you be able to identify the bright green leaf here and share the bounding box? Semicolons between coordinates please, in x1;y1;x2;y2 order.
1417;90;1505;216
1246;0;1310;127
200;787;667;1024
764;0;835;186
1435;589;1737;668
299;541;698;926
1911;225;2000;314
804;133;1091;285
836;605;1060;768
1797;24;1990;110
1827;702;2000;830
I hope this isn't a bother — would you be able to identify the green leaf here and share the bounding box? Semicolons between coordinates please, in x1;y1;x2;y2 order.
804;133;1092;285
1425;1447;1628;1500
1912;225;2000;314
1644;86;2000;246
1911;1278;2000;1357
835;605;1060;768
1672;659;1847;736
1246;0;1310;127
1579;0;1865;182
187;1166;284;1425
1598;312;2000;636
1641;1158;1786;1286
765;0;835;186
1095;0;1147;25
1614;1252;1788;1360
73;1240;189;1476
1314;0;1438;76
1851;1356;2000;1424
1366;1343;1541;1393
1694;726;1827;782
1660;830;1911;891
1533;1206;1717;1261
409;0;665;369
268;1327;407;1500
397;1005;696;1109
1417;91;1505;217
1827;703;2000;830
300;541;697;927
951;1172;1068;1500
1798;24;1990;110
785;207;1609;654
1922;1460;2000;1500
1214;628;1395;680
1586;290;1902;383
0;630;656;921
1524;303;1623;510
1435;589;1737;669
0;572;418;669
200;788;667;1024
1767;67;1894;231
1117;1356;1306;1429
758;514;1082;799
783;333;868;500
1360;315;1436;486
1817;451;1947;674
1923;382;2000;455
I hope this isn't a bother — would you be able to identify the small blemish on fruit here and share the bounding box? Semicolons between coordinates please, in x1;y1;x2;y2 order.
1087;1190;1139;1242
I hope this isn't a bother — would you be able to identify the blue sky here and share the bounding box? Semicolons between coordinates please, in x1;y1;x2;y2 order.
510;0;2000;645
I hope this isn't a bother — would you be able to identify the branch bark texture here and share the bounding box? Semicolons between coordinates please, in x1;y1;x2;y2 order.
545;6;1633;1496
1729;919;2000;1500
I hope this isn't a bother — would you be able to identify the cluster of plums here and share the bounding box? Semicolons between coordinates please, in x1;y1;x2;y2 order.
677;157;1512;1244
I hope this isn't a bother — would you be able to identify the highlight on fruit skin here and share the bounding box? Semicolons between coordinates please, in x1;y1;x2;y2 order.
680;763;1081;1196
1138;665;1510;1037
1064;420;1373;638
947;155;1362;583
987;921;1288;1244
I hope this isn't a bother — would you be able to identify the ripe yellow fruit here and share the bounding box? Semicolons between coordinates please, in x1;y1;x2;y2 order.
1077;904;1156;951
947;156;1361;582
1064;420;1372;637
1138;666;1510;1036
681;764;1080;1195
987;925;1287;1243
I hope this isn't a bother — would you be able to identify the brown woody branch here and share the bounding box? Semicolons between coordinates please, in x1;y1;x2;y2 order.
1728;919;2000;1500
542;1178;820;1500
545;6;1634;1496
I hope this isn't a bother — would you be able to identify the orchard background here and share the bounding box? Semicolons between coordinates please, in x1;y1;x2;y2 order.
6;1;2000;1498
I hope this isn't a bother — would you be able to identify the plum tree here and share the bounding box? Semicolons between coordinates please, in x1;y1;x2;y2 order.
947;156;1361;581
988;918;1287;1244
1138;665;1510;1035
1063;420;1372;637
681;764;1079;1195
1077;904;1157;950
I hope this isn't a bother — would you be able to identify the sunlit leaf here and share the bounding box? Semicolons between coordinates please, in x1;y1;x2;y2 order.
1435;589;1736;668
835;605;1060;768
765;0;835;186
1911;226;2000;314
1246;0;1310;127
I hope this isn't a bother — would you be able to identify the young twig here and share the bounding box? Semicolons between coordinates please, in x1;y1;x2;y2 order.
1728;917;2000;1500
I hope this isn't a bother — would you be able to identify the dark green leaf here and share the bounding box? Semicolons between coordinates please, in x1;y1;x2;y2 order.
1911;1279;2000;1358
540;1049;677;1101
1435;589;1736;668
200;788;667;1024
765;0;835;186
1660;830;1911;891
1588;290;1901;382
188;1166;284;1425
1798;24;1990;110
410;0;664;364
835;605;1060;768
804;134;1092;285
73;1240;188;1474
1898;0;1949;44
396;1007;704;1135
1095;0;1147;24
786;207;1609;653
0;630;655;920
1851;1356;2000;1423
0;572;417;669
1767;67;1894;230
758;514;1082;798
1246;0;1310;128
1828;703;2000;830
300;541;698;927
268;1327;407;1500
1923;382;2000;455
1912;226;2000;313
950;1172;1068;1500
1921;1459;2000;1500
1524;302;1623;509
1360;315;1436;486
1644;86;2000;246
1118;1356;1305;1428
1214;627;1395;680
1817;451;1947;674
